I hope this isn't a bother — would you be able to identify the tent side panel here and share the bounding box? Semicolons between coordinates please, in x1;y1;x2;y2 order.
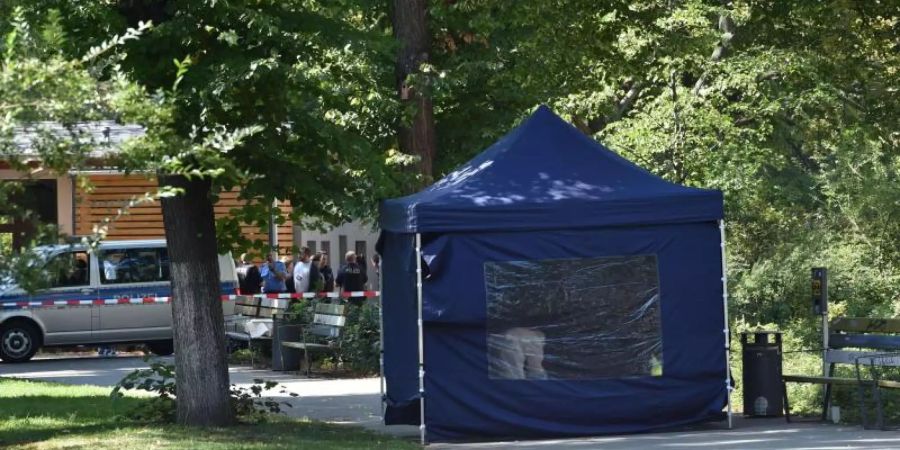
379;231;422;425
420;223;726;441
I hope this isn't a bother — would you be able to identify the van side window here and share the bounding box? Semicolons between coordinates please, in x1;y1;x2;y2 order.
49;251;90;288
99;247;170;284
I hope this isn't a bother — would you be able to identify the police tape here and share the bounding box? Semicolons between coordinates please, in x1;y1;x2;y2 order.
1;297;171;310
226;291;380;300
0;291;380;310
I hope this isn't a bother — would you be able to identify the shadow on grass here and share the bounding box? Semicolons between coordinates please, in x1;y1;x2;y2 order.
0;394;144;446
0;392;416;449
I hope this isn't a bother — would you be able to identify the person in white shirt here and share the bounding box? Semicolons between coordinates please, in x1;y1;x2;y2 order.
103;258;118;281
292;247;313;293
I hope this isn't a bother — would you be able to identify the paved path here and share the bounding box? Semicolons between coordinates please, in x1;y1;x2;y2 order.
3;356;898;449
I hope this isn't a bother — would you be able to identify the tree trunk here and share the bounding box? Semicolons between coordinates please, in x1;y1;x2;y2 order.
159;174;235;426
392;0;437;185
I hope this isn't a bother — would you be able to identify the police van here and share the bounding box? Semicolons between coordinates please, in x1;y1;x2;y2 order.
0;239;238;362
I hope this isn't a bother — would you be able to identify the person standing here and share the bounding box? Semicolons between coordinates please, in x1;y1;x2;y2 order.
308;253;324;294
371;254;381;291
236;253;262;295
336;251;368;306
260;251;287;293
320;253;335;292
292;247;313;294
283;257;296;294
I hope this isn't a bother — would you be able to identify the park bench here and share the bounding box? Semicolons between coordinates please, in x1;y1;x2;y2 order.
225;295;290;364
782;317;900;429
279;302;348;376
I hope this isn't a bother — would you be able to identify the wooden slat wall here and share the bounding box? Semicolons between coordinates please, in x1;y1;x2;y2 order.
75;174;293;251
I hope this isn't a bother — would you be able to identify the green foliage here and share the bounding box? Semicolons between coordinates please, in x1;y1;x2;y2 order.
231;379;300;423
101;0;407;252
111;358;177;423
338;302;381;374
0;8;159;290
1;0;897;420
112;358;299;423
2;1;409;263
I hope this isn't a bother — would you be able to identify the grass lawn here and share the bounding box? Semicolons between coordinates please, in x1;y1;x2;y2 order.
0;377;418;450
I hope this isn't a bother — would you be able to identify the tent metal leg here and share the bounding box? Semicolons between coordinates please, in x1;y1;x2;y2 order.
378;286;385;419
719;220;733;429
415;233;426;444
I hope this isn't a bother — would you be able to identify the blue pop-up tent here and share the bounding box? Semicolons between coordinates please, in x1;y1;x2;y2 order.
377;106;731;443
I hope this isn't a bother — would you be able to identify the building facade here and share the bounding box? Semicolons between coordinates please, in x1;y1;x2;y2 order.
2;122;378;262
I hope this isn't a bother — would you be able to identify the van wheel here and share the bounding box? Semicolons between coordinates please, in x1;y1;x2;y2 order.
0;321;41;363
147;341;174;356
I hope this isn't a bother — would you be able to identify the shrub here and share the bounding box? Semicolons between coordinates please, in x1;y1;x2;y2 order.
338;302;381;375
112;357;298;423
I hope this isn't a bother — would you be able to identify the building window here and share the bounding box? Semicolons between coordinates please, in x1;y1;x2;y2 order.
306;240;317;254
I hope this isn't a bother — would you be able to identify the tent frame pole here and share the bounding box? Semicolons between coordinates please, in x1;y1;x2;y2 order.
415;233;426;445
719;220;733;429
378;263;385;419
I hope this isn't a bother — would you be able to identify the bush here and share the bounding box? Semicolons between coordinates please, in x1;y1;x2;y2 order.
111;358;177;422
112;357;298;423
338;302;381;375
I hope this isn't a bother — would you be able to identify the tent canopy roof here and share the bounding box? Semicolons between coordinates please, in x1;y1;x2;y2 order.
380;106;722;233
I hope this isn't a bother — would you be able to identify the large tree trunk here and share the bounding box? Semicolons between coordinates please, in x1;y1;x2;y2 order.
392;0;437;185
159;174;234;426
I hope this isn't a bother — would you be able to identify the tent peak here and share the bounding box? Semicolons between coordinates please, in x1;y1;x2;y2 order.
379;105;723;233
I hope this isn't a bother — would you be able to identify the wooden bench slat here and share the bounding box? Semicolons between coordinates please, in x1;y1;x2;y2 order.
307;324;341;338
878;379;900;389
825;350;900;367
225;331;271;342
313;313;346;327
832;317;900;334
830;333;900;351
281;341;331;350
237;297;261;306
783;375;859;385
260;298;290;309
315;303;345;315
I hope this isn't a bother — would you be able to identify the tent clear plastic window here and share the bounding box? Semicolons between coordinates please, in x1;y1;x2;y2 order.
486;254;662;380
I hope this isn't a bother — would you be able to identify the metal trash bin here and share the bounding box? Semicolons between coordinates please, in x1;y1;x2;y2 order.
271;317;301;371
741;331;783;417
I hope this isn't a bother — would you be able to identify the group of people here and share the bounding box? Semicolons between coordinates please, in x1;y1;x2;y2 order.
236;247;375;305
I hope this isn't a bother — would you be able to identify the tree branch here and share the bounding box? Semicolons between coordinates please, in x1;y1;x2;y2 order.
587;80;643;134
693;4;735;95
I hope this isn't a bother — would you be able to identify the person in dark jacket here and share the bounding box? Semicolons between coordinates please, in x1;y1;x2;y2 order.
319;252;335;292
308;253;324;293
336;251;368;306
236;253;262;295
